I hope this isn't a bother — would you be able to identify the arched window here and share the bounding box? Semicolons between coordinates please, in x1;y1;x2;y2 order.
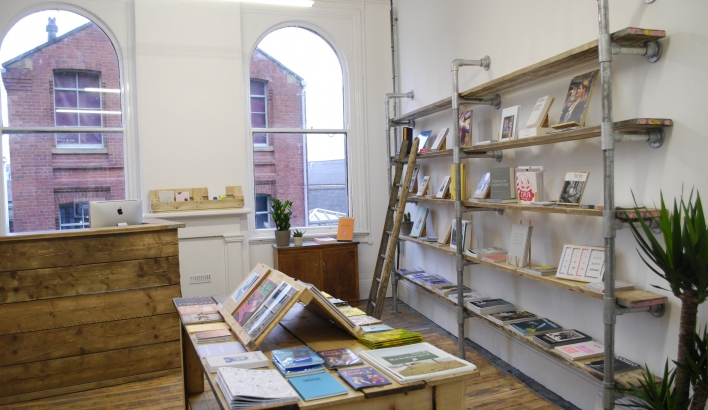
0;10;125;233
249;27;347;230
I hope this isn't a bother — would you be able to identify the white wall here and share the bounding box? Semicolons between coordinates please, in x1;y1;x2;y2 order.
393;0;708;408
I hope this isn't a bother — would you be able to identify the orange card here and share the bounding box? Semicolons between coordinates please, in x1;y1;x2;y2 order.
337;217;355;241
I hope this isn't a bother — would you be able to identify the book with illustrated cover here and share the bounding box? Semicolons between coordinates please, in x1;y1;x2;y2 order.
357;329;423;349
416;131;432;154
315;347;364;369
510;318;562;336
557;171;590;206
459;110;473;147
175;191;190;202
507;223;533;267
360;324;394;333
197;341;246;359
272;346;324;370
555;341;604;361
499;105;520;140
174;296;216;307
206;351;269;373
556;244;605;283
216;368;299;408
288;372;348;401
349;315;383;326
229;272;261;306
359;342;476;384
337;306;366;317
234;279;278;325
435;176;451;199
467;299;515;315
177;303;219;315
181;312;223;325
473;172;491;199
242;282;298;338
533;329;592;349
487;310;537;326
516;166;544;204
584;356;641;375
338;366;392;390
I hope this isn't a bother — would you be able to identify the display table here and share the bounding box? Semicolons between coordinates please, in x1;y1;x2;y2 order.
0;219;185;405
181;302;478;409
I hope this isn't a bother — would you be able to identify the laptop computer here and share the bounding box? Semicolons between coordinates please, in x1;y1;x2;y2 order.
89;199;144;228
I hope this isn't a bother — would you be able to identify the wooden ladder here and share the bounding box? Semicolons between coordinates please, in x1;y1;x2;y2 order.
366;137;420;318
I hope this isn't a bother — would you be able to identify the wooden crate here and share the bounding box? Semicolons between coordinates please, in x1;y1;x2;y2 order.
149;186;244;213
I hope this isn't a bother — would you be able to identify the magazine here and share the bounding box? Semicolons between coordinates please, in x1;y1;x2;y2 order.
234;279;278;325
315;347;364;369
242;282;297;337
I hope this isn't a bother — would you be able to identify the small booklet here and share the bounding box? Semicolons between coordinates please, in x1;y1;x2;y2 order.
338;366;392;390
288;372;348;401
315;347;364;369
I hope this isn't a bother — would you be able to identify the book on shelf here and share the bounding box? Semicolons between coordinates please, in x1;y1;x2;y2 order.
195;329;232;343
338;366;392;390
431;128;448;150
357;328;423;349
533;329;592;349
207;186;227;201
438;221;452;244
349;315;384;327
516;166;544;204
487;310;538;326
175;191;190;202
419;235;438;242
586;281;635;293
518;127;551;138
181;312;224;325
158;190;175;202
467;298;516;315
407;164;420;192
475;198;519;204
556;244;605;283
359;342;477;384
327;297;348;306
314;237;337;244
507;223;533;268
523;265;558;276
315;347;364;369
490;167;516;200
435;284;472;297
522;95;554;138
450;163;466;200
177;303;219;316
459;110;473;147
584;356;641;375
554;341;604;361
401;127;413;155
418;274;452;289
242;281;298;338
448;291;489;304
473;172;491;200
509;318;562;336
197;341;247;359
288;372;348;401
450;219;471;251
468;247;507;258
233;278;278;325
481;254;508;264
435;176;452;199
416;131;432;154
174;296;217;307
615;207;661;221
416;175;430;196
360;324;394;333
397;266;426;276
206;351;269;373
216;368;299;409
557;171;590;206
556;70;599;128
499;105;520;140
406;273;429;284
272;346;325;370
410;206;429;237
336;217;355;241
274;361;326;378
337;306;366;317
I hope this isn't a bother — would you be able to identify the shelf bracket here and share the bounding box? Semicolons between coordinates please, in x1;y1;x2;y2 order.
611;41;662;63
616;303;665;318
614;128;664;148
462;150;503;162
463;260;478;267
458;94;502;110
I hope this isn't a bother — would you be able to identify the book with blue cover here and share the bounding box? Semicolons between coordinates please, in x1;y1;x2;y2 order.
288;372;348;401
272;346;324;369
273;360;325;378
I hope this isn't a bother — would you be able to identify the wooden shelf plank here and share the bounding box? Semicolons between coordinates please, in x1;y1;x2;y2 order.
461;200;602;216
396;273;653;389
400;236;667;308
393;28;665;122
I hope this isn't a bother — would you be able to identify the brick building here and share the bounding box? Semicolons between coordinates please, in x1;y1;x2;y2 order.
2;20;123;232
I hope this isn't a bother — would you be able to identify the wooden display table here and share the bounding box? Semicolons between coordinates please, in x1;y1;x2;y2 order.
0;219;185;405
181;302;478;409
273;242;360;304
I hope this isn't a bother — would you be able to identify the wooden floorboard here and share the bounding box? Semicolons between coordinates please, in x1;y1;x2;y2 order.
2;299;563;410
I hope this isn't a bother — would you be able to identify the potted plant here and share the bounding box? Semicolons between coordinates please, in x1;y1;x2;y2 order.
268;197;293;247
292;229;305;247
401;212;413;236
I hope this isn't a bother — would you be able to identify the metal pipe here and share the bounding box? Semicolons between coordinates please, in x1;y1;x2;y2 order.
616;304;665;317
614;129;664;148
598;0;616;408
611;41;662;63
384;92;414;194
459;94;502;109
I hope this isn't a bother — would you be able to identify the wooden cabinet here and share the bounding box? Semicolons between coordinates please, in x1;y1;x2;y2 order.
273;242;359;304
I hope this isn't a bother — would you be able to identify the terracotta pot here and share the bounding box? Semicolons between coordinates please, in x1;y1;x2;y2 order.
293;237;303;246
401;222;414;236
274;230;291;247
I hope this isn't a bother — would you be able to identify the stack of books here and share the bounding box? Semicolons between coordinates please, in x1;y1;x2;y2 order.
271;346;326;378
468;247;507;258
523;265;558;276
194;329;232;343
396;266;426;276
206;351;269;373
487;310;537;326
349;315;383;327
216;368;299;408
174;296;223;325
314;237;337;244
357;328;423;349
435;284;472;297
467;298;515;315
337;306;366;317
418;274;452;289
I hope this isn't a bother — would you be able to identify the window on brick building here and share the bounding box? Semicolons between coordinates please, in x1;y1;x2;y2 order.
53;70;104;148
250;27;347;231
58;201;90;229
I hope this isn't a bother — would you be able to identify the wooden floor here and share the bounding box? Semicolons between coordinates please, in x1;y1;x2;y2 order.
1;299;564;410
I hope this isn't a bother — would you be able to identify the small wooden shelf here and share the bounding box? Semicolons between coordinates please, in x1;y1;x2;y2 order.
461;200;603;217
393;27;666;122
395;273;651;389
399;236;667;308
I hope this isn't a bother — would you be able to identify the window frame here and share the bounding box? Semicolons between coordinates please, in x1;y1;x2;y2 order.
242;8;370;243
0;0;139;235
250;79;269;147
53;69;105;148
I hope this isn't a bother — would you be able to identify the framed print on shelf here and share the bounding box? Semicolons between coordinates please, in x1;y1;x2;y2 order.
458;110;473;147
499;106;520;141
555;69;599;128
557;171;590;206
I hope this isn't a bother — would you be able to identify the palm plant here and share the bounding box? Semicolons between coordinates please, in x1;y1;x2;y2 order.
614;362;685;410
676;328;708;409
627;191;708;409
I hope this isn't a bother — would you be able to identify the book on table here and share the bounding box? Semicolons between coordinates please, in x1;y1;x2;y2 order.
195;329;232;343
359;342;477;384
272;346;324;369
181;312;224;325
467;299;515;315
241;281;298;338
338;366;392;390
509;318;562;336
357;328;423;349
288;372;348;401
177;303;219;315
186;322;230;334
584;356;641;375
360;324;394;333
533;329;592;349
337;306;366;317
349;315;383;326
233;278;279;325
315;347;364;369
206;351;269;373
216;368;299;409
174;296;217;307
487;310;538;326
274;361;326;378
327;297;348;306
554;341;604;361
197;341;247;359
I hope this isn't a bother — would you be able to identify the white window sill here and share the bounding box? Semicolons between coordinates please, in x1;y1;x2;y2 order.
52;147;108;154
144;208;252;220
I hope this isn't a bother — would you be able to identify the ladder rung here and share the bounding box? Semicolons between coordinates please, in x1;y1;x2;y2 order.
369;300;376;307
389;207;397;211
385;230;392;235
394;184;403;187
375;277;381;283
379;254;386;259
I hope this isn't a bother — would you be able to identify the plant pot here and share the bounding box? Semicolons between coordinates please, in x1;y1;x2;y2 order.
274;230;291;247
293;237;303;247
400;222;414;236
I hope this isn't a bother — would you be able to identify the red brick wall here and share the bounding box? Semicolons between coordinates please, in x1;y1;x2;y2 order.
2;23;123;232
250;50;306;228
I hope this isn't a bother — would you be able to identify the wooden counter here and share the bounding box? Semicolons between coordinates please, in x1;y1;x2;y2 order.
0;219;185;405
